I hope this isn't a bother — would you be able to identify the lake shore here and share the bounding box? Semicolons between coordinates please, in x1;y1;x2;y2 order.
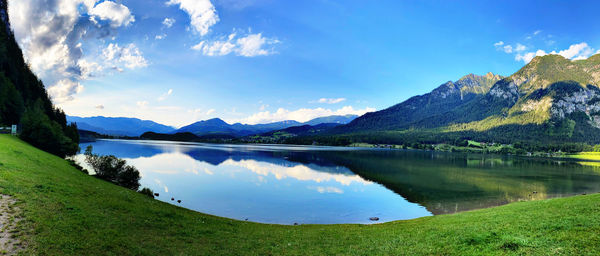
2;134;600;255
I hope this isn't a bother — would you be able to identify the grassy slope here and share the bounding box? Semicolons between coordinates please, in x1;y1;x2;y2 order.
0;135;599;255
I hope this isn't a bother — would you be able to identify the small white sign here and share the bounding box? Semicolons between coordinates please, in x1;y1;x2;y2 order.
11;125;16;135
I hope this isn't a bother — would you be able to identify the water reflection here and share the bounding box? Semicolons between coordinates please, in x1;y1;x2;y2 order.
78;140;430;224
78;140;600;224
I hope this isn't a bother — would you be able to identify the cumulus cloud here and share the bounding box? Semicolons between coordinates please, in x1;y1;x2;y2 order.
169;0;279;57
205;109;216;115
166;0;219;36
312;98;346;104
8;0;140;103
231;106;375;125
47;79;84;102
103;43;148;70
513;42;596;63
162;18;176;28
89;1;135;27
497;39;598;63
155;34;167;40
192;32;279;57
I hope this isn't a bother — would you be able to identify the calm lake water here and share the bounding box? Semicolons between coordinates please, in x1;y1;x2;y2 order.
76;139;600;224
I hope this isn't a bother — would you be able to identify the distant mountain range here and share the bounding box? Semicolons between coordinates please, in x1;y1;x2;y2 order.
66;116;176;137
68;114;358;137
325;54;600;145
175;114;358;137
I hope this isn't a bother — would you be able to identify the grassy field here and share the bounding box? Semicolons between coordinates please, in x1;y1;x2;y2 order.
1;135;599;255
565;152;600;161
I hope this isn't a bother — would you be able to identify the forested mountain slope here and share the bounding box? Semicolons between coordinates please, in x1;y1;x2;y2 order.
0;0;78;157
327;54;600;145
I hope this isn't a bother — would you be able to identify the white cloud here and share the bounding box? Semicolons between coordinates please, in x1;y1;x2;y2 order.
533;30;542;35
500;41;597;63
162;18;176;28
47;79;84;102
236;33;279;57
192;32;279;57
155;34;167;40
230;106;374;125
313;98;346;104
494;41;513;53
554;42;594;60
103;43;148;69
206;109;216;115
89;1;135;27
157;89;173;101
169;0;279;57
166;0;219;36
515;43;526;52
8;0;139;102
515;49;546;63
95;104;105;109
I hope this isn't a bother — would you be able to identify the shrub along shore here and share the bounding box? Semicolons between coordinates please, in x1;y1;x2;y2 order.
0;134;599;255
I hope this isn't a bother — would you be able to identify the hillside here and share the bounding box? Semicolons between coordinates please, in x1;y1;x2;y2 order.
339;73;502;132
327;55;600;146
176;115;357;137
0;0;77;157
67;116;175;137
1;134;600;254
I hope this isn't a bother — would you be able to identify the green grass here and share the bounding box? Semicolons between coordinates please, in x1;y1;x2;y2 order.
1;134;600;255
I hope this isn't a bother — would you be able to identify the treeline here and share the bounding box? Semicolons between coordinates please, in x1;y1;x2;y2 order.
0;0;78;157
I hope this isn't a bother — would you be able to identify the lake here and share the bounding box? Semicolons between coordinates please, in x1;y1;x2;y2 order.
76;139;600;224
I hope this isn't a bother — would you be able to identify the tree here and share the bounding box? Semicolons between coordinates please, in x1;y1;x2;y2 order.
19;101;78;157
84;146;141;190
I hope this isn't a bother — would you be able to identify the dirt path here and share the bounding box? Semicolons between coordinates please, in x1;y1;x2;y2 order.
0;195;23;255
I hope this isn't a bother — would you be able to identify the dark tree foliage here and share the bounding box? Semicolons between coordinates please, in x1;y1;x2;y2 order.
19;101;79;157
84;146;141;190
0;0;78;156
139;187;155;198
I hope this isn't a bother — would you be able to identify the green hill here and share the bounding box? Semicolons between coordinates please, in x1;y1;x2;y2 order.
2;134;600;254
328;54;600;146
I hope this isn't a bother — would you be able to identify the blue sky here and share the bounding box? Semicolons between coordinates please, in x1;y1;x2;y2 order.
8;0;600;127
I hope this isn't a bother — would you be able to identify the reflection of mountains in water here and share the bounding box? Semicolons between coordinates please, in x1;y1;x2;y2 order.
87;140;600;216
307;150;600;215
180;147;356;176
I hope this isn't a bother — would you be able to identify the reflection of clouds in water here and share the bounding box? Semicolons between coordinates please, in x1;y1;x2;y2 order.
125;152;371;187
308;186;344;194
223;159;371;186
126;153;193;175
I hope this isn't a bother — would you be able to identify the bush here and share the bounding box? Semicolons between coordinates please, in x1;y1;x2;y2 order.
139;187;154;198
84;145;141;190
66;159;88;174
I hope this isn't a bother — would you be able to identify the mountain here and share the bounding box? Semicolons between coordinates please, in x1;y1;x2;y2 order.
338;73;502;132
241;123;343;144
175;118;238;135
303;114;358;126
175;115;357;137
329;54;600;145
67;116;175;137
